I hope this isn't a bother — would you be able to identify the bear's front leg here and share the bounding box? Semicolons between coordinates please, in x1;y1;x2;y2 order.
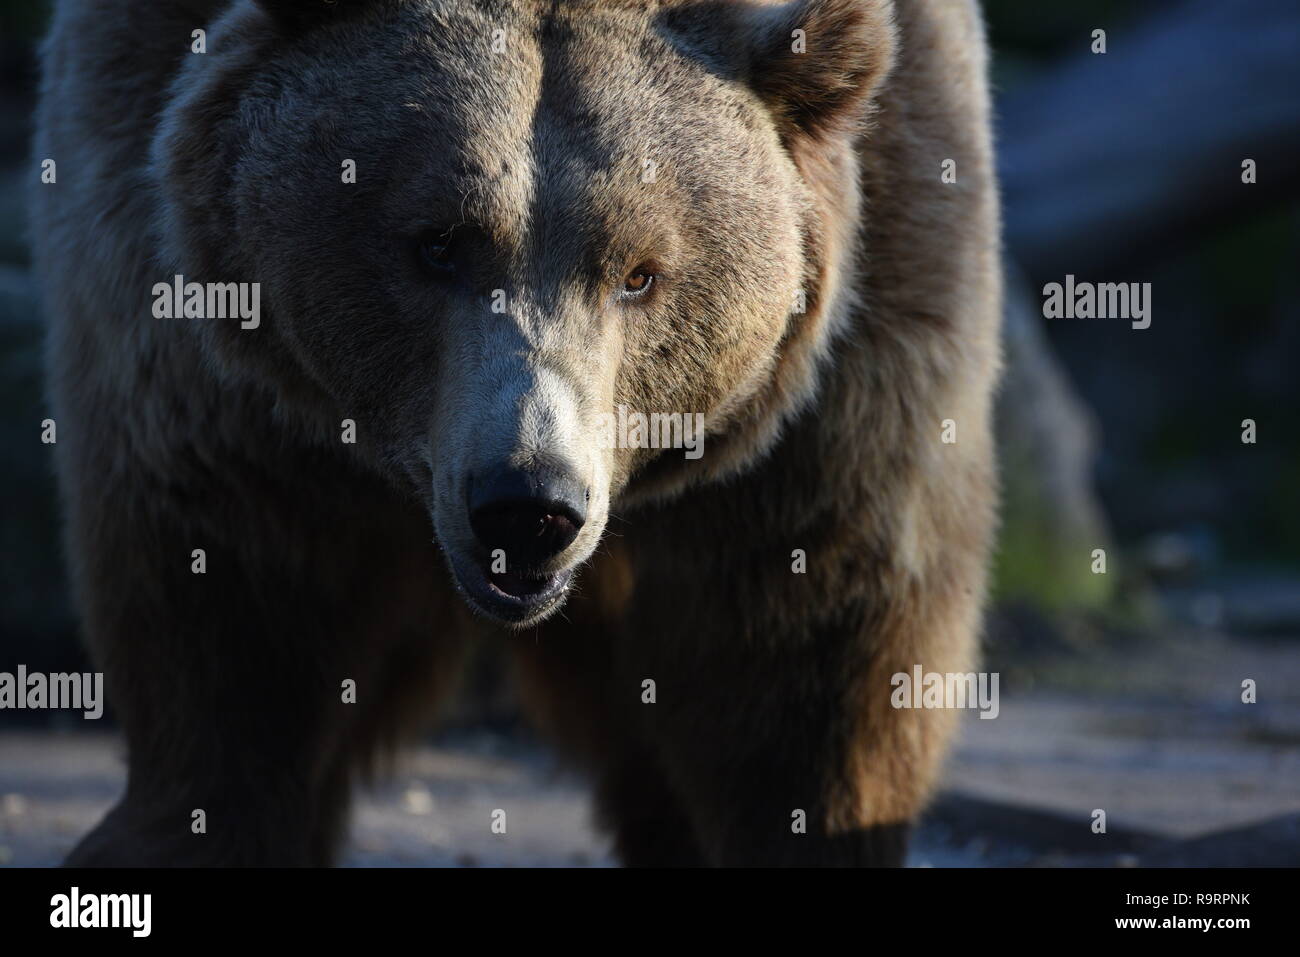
629;593;973;866
60;454;467;867
618;473;987;868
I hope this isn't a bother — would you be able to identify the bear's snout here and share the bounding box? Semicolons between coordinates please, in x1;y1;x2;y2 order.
441;463;596;627
467;465;588;568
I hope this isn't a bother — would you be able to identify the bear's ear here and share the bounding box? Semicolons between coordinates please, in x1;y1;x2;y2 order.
253;0;373;30
670;0;897;141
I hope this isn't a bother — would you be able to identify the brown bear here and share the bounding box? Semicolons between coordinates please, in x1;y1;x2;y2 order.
31;0;1000;866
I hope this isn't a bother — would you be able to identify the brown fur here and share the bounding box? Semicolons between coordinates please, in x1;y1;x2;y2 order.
32;0;999;866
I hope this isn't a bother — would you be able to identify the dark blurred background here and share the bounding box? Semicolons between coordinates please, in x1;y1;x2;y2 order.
0;0;1297;866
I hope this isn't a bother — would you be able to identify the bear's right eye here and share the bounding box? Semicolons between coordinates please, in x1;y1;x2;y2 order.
414;229;458;278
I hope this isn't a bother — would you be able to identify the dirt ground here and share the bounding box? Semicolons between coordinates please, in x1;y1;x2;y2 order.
2;628;1297;867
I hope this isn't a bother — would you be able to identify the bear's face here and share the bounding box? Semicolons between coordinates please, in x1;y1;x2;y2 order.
157;0;895;626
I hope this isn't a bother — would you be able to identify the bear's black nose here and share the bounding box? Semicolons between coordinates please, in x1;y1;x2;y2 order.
468;466;588;567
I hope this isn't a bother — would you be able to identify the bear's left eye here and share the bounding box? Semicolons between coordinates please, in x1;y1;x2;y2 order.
621;267;655;299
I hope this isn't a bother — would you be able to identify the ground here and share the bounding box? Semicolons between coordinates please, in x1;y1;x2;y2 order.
2;627;1298;867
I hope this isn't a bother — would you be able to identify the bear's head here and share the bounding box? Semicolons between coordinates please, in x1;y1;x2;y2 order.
154;0;895;626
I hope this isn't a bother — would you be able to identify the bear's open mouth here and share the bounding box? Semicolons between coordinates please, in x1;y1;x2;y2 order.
450;556;575;627
487;567;553;599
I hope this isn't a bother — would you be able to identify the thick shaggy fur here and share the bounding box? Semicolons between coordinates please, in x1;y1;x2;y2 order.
32;0;999;866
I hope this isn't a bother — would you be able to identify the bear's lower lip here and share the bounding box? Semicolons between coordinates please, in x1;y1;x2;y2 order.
450;558;574;626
